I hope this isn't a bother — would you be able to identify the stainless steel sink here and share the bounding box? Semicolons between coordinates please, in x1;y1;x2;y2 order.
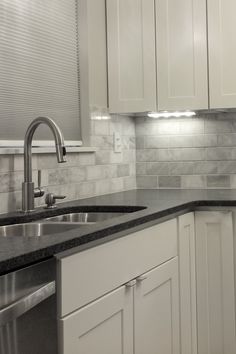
45;212;127;224
0;222;79;238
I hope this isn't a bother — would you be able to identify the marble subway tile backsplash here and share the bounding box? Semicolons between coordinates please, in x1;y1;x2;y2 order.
136;113;236;190
0;115;136;213
2;112;236;213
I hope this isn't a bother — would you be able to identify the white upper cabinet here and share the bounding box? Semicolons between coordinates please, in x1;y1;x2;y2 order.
155;0;208;111
106;0;157;113
106;0;208;113
208;0;236;109
87;0;108;109
106;0;236;113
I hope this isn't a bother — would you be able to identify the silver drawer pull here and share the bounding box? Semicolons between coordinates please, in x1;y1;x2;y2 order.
136;275;147;282
0;281;55;327
125;279;137;288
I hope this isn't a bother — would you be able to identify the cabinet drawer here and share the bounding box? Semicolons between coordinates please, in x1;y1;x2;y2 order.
58;219;177;316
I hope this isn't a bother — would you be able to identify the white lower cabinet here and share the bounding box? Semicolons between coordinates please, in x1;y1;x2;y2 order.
58;211;236;354
195;211;236;354
58;220;179;354
178;211;236;354
60;257;179;354
59;285;133;354
178;213;197;354
135;258;180;354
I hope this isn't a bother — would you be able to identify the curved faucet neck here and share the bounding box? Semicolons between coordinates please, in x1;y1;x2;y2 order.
24;116;66;183
22;117;66;212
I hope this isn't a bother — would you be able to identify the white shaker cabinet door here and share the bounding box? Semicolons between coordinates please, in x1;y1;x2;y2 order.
178;213;197;354
59;285;133;354
134;257;180;354
155;0;208;111
195;211;236;354
208;0;236;108
106;0;156;113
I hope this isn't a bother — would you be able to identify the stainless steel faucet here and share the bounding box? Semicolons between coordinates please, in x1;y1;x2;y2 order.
22;117;66;212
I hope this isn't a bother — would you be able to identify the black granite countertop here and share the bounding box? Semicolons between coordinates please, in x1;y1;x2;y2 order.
1;189;236;275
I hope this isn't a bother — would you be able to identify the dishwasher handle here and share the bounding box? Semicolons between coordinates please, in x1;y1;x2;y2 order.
0;281;55;327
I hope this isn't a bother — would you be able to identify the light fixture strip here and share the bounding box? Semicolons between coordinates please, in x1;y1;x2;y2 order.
147;111;196;118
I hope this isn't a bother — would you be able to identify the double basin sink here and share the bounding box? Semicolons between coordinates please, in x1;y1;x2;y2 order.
0;207;145;238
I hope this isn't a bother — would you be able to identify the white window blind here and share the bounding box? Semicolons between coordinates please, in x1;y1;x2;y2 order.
0;0;81;142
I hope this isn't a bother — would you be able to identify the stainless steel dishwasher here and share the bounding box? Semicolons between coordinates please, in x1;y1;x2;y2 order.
0;258;58;354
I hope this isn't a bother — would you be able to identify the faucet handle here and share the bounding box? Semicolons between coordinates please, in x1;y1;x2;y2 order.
44;193;66;209
34;170;45;198
38;170;42;189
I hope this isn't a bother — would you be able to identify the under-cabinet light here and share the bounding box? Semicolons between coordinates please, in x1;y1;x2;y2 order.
91;115;111;120
91;113;111;120
147;111;196;118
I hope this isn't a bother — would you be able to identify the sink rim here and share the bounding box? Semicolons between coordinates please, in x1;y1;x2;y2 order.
0;205;147;227
0;221;82;238
43;211;129;223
